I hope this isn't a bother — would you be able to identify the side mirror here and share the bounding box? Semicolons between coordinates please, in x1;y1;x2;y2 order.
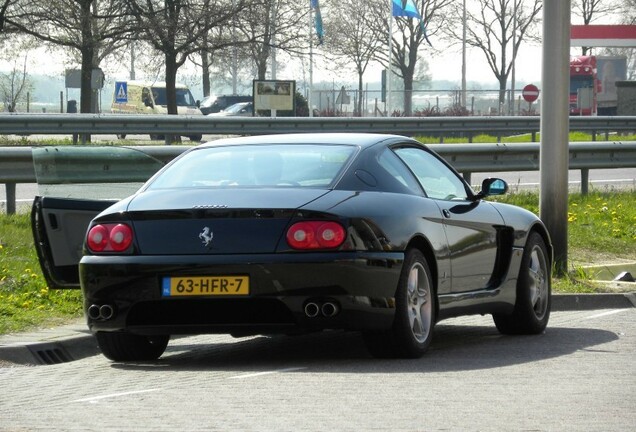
196;100;200;108
474;178;508;200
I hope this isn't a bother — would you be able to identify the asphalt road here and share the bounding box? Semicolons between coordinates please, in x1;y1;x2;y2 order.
1;309;634;431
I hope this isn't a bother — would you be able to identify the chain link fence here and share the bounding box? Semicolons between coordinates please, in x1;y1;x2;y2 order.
311;88;540;117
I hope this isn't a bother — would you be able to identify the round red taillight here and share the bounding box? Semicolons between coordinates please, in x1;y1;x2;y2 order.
87;223;133;253
286;221;345;250
316;222;346;248
87;225;109;252
109;224;133;252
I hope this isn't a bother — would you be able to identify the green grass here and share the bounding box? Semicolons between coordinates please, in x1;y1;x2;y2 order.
0;214;83;334
2;131;636;147
491;191;636;293
1;190;635;334
416;132;636;144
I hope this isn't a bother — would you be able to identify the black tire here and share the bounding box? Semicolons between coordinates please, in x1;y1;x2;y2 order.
188;134;203;142
116;134;126;140
95;332;169;362
493;232;551;335
363;249;436;358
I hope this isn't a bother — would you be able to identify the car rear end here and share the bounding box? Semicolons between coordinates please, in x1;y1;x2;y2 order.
80;143;403;337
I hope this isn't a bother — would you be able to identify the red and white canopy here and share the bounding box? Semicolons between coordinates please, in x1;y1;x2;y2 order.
571;25;636;47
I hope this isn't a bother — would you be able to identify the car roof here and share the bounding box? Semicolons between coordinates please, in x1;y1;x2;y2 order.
123;80;189;89
198;133;416;149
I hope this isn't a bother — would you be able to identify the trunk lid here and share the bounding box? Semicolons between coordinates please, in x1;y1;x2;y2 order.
125;188;330;255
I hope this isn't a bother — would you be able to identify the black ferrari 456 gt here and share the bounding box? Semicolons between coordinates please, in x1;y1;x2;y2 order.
32;133;552;361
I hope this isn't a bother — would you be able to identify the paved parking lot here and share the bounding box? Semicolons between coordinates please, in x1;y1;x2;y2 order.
1;308;634;431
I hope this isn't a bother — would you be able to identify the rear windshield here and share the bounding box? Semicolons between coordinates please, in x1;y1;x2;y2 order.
147;144;356;190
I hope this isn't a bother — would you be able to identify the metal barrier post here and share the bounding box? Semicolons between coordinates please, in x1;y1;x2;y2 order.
5;183;16;215
581;168;589;195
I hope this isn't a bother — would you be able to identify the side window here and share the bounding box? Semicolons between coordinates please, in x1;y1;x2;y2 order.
394;147;469;201
377;149;423;195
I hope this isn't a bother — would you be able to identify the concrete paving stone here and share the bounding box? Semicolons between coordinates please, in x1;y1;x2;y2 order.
0;292;634;366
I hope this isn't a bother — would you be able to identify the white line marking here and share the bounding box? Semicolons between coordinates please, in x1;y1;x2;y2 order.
228;367;306;380
584;309;630;320
72;388;162;404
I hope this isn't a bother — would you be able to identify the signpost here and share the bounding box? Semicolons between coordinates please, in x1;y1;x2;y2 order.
522;84;540;103
522;84;540;113
114;82;128;104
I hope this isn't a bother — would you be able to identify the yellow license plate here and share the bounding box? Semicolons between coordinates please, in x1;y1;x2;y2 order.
162;276;249;297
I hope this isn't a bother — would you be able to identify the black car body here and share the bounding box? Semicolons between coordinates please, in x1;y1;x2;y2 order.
32;133;552;361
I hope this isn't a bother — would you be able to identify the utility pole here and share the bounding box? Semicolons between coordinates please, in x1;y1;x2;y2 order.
540;0;571;274
461;0;467;108
130;43;135;80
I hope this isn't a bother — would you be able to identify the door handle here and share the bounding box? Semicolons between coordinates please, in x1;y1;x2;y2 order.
442;209;451;218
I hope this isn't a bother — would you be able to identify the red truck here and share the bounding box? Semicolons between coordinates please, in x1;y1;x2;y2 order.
570;55;627;116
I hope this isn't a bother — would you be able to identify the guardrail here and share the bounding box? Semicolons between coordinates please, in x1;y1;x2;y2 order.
2;141;635;214
1;113;636;141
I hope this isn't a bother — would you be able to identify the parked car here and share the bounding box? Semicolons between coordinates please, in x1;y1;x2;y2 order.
198;95;252;115
207;102;253;117
32;133;552;362
111;80;202;141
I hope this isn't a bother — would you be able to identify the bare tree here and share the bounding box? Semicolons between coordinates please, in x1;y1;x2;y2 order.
7;0;132;114
623;0;636;23
369;0;452;115
446;0;542;108
0;53;31;112
126;0;249;115
0;0;15;35
573;0;615;55
324;0;384;116
237;0;306;81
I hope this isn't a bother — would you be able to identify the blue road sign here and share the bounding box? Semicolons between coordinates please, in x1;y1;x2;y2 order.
115;81;128;103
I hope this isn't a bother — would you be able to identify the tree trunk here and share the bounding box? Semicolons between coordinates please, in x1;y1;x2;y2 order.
165;50;179;144
498;77;507;113
79;0;94;115
256;50;268;80
165;51;178;115
357;70;364;117
201;49;211;97
403;71;414;116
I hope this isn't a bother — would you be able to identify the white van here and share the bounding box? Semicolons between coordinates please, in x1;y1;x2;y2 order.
111;80;202;141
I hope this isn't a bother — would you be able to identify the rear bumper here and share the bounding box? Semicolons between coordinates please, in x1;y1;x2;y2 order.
79;251;403;335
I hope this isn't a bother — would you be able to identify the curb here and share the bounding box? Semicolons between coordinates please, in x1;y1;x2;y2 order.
0;321;99;366
551;292;636;311
1;293;634;366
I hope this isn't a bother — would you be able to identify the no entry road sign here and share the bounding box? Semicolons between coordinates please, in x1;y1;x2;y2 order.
522;84;540;103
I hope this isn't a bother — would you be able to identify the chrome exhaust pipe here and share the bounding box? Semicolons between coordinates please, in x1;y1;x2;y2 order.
99;304;115;320
304;302;320;318
321;302;339;317
87;304;101;320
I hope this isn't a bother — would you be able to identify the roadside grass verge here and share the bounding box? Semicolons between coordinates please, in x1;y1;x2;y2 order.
0;214;82;334
492;190;636;293
416;132;636;144
1;190;635;334
2;131;636;147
